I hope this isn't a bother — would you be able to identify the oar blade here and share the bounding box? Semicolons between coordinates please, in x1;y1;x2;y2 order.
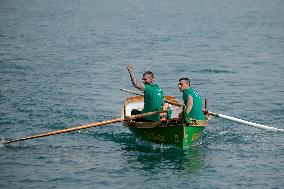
209;112;284;132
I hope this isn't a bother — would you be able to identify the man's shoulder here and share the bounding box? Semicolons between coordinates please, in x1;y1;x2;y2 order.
145;83;163;93
153;84;163;92
145;83;161;88
183;87;194;96
187;87;196;92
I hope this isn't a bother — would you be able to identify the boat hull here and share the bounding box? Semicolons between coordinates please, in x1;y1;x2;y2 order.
124;119;205;149
122;95;208;149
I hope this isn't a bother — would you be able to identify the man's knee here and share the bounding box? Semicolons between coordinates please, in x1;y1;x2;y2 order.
131;109;142;115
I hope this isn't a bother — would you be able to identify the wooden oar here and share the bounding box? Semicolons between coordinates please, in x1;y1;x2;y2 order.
2;110;167;145
120;88;284;132
208;111;283;132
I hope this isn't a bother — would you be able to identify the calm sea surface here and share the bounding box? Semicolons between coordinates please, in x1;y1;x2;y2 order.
1;0;284;188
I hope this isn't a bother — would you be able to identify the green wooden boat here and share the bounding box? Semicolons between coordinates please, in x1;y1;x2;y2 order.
121;95;209;149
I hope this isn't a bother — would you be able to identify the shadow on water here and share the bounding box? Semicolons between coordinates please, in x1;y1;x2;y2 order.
119;139;207;174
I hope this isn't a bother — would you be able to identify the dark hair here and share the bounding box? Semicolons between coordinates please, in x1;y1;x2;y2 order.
179;77;190;85
143;71;154;79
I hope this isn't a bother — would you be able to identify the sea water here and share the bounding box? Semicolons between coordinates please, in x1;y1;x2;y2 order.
0;0;283;188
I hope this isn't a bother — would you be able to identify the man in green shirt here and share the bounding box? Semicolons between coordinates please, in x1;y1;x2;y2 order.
178;78;205;120
127;64;164;121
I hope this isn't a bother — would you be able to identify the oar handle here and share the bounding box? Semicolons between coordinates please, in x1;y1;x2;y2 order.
120;88;143;96
164;99;182;107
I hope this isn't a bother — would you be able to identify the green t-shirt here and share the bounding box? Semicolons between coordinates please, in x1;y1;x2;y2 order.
183;87;205;120
142;83;164;121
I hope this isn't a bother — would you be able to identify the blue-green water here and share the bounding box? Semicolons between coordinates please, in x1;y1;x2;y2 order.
1;0;284;188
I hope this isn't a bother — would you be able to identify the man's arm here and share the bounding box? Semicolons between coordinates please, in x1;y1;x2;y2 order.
186;96;193;114
127;64;145;91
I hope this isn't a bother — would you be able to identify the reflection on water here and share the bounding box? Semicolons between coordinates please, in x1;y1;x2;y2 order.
120;138;206;174
180;147;206;174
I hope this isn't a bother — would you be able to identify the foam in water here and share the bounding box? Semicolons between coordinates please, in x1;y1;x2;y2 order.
0;136;10;147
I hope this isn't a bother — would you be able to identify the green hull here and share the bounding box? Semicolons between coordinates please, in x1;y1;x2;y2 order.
122;95;208;149
126;119;205;149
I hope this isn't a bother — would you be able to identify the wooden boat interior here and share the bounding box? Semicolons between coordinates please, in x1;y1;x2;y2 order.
122;96;183;119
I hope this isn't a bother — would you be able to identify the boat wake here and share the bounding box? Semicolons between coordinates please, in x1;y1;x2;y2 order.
199;125;284;150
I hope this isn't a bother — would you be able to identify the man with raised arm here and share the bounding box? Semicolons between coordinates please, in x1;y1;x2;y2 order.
127;64;164;122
